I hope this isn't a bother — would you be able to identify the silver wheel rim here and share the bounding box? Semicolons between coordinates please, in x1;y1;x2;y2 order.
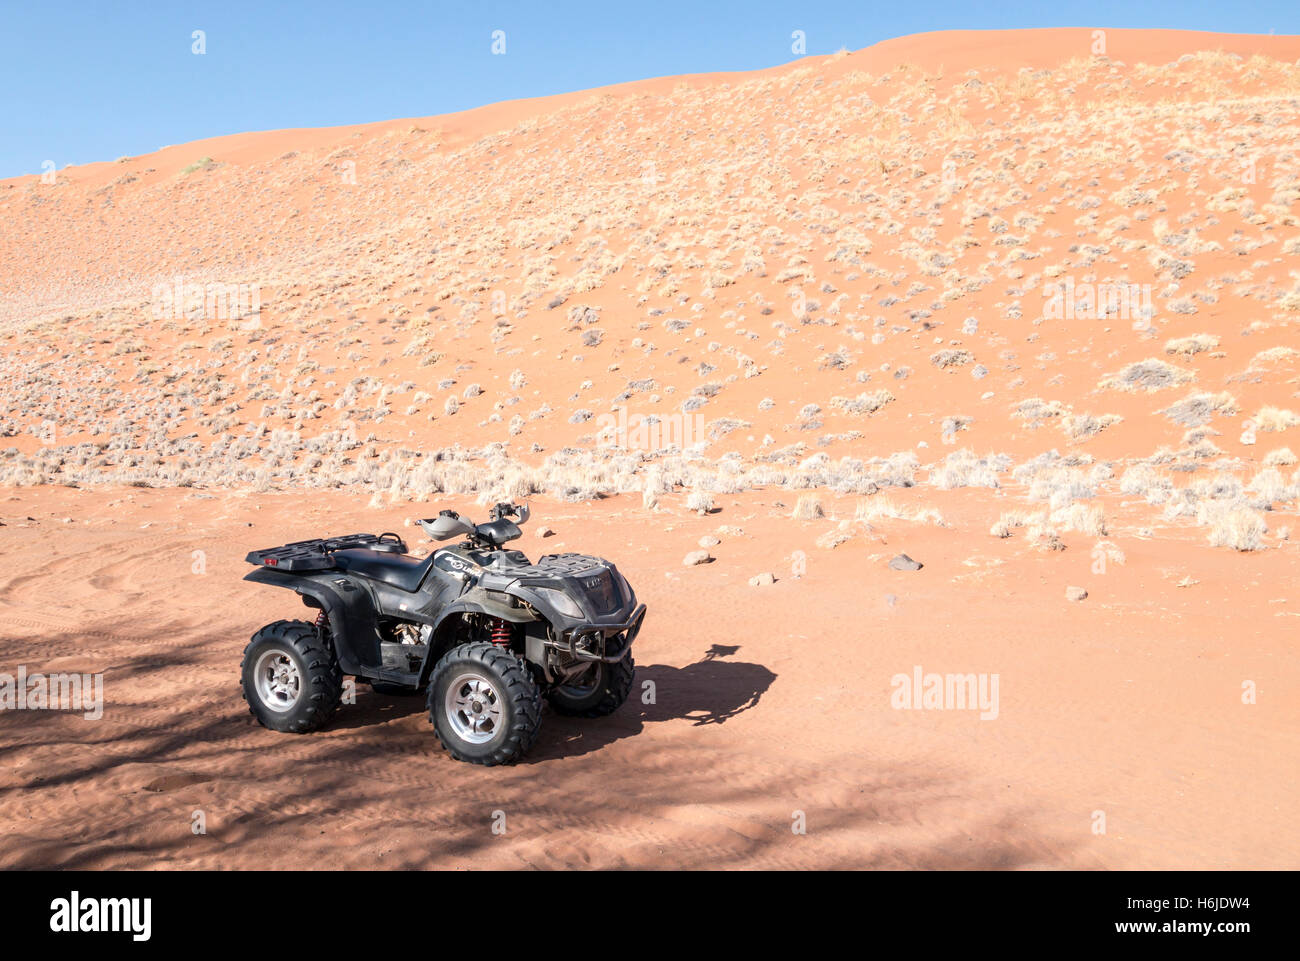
444;671;504;744
254;649;302;713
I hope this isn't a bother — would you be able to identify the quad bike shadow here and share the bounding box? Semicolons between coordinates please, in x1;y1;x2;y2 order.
299;645;774;752
524;644;777;762
324;683;430;730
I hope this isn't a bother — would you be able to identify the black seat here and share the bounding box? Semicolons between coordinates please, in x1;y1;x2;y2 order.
334;549;434;592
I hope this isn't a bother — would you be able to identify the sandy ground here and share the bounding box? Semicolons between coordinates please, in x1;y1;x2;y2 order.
1;484;1295;869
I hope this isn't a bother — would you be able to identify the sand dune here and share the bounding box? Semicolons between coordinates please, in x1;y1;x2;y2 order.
2;27;1299;868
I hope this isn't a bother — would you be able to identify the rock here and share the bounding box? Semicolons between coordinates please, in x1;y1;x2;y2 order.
536;526;554;538
817;528;853;550
748;572;776;586
683;550;713;567
698;535;720;548
1066;586;1088;602
888;553;923;571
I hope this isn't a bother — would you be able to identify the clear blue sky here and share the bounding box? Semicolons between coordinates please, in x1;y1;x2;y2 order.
0;0;1294;179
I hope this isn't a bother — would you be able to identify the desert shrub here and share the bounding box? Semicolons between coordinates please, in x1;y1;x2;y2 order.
1062;413;1122;440
1161;392;1237;427
791;493;824;520
1164;334;1219;355
1012;398;1068;425
1100;358;1193;392
931;349;973;368
1200;503;1267;551
686;489;714;514
1253;407;1299;432
930;449;1004;489
829;391;894;415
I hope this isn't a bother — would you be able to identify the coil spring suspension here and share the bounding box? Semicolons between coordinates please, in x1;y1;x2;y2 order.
488;617;512;648
313;610;334;650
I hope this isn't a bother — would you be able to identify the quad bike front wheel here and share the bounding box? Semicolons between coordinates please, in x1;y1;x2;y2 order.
428;642;542;765
546;655;635;718
241;620;342;733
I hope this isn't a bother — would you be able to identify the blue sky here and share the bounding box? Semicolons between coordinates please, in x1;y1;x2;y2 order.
0;0;1294;179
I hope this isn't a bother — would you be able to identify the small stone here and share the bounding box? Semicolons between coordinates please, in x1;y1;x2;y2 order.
683;550;713;567
817;529;853;550
698;535;720;548
1066;586;1088;602
888;553;923;571
748;572;776;586
536;526;554;538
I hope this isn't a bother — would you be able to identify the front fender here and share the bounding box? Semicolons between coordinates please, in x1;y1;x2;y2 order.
415;587;540;685
435;586;539;625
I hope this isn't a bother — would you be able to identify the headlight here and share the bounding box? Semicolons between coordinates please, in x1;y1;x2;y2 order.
532;587;583;619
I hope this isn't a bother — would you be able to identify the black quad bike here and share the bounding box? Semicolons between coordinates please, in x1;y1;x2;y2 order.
240;503;645;765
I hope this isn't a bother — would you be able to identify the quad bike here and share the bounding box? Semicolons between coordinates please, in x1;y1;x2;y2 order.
240;503;645;765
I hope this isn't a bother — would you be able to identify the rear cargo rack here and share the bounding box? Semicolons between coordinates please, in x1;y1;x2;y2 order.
245;532;406;571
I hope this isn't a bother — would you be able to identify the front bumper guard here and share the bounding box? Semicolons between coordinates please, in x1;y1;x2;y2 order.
547;604;646;663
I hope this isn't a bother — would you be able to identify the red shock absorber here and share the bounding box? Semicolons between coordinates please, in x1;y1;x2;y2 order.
489;617;512;648
313;610;333;649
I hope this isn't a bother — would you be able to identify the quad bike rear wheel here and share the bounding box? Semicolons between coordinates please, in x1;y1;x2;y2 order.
546;655;635;718
428;642;542;765
241;619;342;733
